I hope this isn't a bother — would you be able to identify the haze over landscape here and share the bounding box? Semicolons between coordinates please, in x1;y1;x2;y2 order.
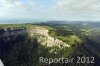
1;0;100;24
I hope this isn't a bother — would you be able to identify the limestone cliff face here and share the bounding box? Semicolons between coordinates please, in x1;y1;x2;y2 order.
1;27;70;48
29;27;70;48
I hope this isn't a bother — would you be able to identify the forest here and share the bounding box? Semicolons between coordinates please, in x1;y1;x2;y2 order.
0;22;100;66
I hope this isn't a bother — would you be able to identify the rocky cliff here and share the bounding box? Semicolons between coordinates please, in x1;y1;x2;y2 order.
0;26;70;49
29;27;70;49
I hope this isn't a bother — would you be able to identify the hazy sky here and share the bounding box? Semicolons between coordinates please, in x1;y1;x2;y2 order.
0;0;100;22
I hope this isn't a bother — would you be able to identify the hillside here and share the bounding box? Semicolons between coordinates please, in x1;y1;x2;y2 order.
0;23;100;66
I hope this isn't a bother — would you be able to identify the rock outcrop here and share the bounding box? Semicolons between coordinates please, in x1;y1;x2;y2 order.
29;27;70;48
0;27;70;48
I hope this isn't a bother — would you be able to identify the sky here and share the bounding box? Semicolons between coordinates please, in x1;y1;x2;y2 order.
0;0;100;23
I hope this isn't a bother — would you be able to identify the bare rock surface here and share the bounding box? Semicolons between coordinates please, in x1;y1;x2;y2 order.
29;27;70;48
